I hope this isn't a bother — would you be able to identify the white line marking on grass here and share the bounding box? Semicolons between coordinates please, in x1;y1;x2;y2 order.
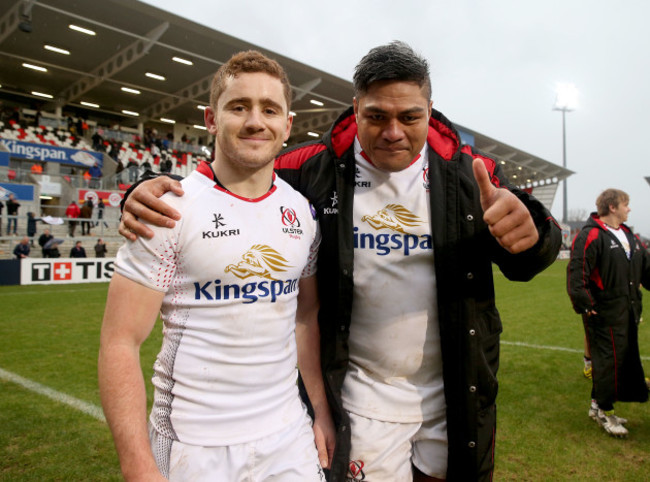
0;367;106;422
502;340;650;361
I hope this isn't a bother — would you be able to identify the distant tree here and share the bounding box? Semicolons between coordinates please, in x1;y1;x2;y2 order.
568;208;589;222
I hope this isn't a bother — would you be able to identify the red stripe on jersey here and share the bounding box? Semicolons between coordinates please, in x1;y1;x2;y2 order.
196;161;277;202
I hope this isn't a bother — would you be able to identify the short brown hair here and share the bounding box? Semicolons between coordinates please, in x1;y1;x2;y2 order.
596;188;629;216
209;50;292;111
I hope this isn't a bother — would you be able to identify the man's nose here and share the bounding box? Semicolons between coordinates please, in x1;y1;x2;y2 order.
244;108;265;130
382;119;404;142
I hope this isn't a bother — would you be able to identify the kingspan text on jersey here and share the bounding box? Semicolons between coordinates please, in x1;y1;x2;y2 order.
194;278;299;303
353;227;433;256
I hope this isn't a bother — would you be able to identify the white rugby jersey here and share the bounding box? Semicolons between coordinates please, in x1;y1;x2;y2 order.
341;139;445;423
115;162;320;446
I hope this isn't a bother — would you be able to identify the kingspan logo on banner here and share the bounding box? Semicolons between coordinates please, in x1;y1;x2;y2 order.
0;139;103;168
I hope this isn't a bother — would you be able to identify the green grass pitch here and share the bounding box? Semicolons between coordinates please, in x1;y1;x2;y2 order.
0;260;648;480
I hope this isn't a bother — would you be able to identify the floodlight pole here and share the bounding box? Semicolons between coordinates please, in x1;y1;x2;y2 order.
553;104;571;224
561;108;568;224
554;83;577;225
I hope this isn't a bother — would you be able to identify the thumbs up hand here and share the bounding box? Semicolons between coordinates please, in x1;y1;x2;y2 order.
472;158;539;254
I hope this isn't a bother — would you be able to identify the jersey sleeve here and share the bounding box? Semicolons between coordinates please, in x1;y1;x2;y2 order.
114;217;182;293
300;218;321;279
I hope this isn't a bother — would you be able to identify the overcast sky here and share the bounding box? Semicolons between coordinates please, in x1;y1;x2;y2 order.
144;0;650;237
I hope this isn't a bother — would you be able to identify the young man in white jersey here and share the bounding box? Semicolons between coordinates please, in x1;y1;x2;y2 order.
98;51;334;481
568;189;650;438
117;42;562;481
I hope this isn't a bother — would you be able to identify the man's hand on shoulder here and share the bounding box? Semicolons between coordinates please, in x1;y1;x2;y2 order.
119;177;184;241
472;158;539;254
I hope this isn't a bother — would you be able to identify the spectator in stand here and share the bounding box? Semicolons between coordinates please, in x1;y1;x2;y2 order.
13;236;30;258
127;158;139;183
95;199;108;228
47;241;61;258
70;240;87;258
141;159;152;174
31;163;43;175
92;131;104;151
6;194;20;236
26;212;40;244
80;199;94;236
67;116;76;134
89;162;103;189
115;159;125;187
159;155;173;174
38;228;53;256
80;117;89;137
94;238;107;258
76;118;84;137
65;200;80;237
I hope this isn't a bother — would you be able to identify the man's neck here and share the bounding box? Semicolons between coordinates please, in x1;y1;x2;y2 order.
210;159;274;199
599;214;620;229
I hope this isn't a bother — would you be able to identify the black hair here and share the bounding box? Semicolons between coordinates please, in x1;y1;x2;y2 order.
353;41;431;99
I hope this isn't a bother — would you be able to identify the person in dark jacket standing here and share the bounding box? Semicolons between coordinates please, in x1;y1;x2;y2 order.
69;240;87;258
94;238;107;257
567;188;650;438
38;229;54;256
117;42;561;482
80;200;93;236
6;193;20;235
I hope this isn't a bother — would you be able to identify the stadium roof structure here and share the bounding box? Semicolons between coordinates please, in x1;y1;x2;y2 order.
0;0;572;205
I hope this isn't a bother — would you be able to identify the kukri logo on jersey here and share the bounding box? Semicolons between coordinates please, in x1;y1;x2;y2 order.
194;244;298;303
323;191;338;215
202;212;240;239
355;167;371;188
355;204;432;256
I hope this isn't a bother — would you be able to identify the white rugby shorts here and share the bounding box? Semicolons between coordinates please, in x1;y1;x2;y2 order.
150;410;326;481
346;410;448;481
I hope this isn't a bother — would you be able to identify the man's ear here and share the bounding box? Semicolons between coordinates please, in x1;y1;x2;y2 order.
204;106;218;135
353;97;359;118
283;113;293;142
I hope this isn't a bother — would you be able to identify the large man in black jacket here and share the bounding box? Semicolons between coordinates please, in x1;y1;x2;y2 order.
119;42;561;481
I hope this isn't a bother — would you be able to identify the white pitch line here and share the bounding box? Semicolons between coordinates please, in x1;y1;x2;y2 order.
1;340;648;423
502;340;650;361
0;367;106;423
